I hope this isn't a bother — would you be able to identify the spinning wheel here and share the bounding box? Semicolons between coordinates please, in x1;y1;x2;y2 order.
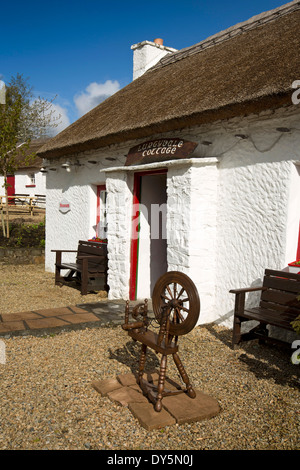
122;271;200;412
152;271;200;337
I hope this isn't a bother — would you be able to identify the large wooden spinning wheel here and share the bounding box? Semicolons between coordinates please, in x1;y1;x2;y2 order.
122;271;200;412
152;271;200;337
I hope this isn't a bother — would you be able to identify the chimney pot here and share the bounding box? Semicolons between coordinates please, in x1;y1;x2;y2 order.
154;38;163;46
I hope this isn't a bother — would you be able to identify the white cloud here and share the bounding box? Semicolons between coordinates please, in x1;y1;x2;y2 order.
46;102;71;136
52;103;71;133
74;80;120;117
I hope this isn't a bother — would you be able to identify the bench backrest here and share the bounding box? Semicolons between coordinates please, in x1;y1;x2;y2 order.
260;269;300;320
76;240;107;267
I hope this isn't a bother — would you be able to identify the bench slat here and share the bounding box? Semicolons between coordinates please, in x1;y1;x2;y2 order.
56;262;106;273
241;307;296;329
265;269;300;281
260;289;299;307
263;275;300;293
260;300;300;316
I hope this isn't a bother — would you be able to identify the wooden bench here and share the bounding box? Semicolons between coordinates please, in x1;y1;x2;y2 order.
230;269;300;349
52;240;108;295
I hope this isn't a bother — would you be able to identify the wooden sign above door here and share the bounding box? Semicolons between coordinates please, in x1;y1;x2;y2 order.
125;138;198;166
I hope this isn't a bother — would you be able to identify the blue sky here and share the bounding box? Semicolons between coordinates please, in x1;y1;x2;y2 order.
0;0;287;133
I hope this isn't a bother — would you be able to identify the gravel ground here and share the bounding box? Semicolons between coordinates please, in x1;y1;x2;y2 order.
0;264;299;451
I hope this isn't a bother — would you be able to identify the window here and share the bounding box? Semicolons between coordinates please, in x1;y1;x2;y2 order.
26;173;36;187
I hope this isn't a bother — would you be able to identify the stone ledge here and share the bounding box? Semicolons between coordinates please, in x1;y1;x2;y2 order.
0;247;45;265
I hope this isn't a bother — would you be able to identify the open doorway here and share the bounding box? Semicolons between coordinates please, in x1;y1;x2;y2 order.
130;169;167;300
96;185;107;240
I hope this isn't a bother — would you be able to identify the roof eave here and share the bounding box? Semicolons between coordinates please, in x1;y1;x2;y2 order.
37;91;292;160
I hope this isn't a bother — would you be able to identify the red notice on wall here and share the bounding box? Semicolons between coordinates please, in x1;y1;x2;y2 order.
59;199;71;213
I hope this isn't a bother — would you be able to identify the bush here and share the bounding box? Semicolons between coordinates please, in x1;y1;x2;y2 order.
0;220;45;248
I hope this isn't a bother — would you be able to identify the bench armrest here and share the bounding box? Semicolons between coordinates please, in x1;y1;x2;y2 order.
229;287;265;294
51;250;77;253
229;287;266;316
52;249;77;265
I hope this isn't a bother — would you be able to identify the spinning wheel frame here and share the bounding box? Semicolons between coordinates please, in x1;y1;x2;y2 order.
122;271;200;412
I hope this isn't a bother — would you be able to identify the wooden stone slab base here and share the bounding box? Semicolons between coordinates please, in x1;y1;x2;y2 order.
92;372;221;430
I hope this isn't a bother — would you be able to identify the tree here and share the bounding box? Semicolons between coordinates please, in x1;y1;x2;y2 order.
0;73;60;237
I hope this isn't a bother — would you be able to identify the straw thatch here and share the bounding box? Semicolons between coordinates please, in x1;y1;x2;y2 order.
38;1;300;160
16;139;49;169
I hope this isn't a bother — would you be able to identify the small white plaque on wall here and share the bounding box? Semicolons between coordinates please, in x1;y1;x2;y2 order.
59;199;71;213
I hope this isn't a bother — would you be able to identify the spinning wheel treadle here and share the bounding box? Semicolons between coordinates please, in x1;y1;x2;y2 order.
122;271;200;412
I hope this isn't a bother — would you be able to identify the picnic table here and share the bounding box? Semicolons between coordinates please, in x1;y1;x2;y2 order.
0;195;38;216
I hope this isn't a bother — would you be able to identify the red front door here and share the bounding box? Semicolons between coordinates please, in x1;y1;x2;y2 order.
7;175;15;204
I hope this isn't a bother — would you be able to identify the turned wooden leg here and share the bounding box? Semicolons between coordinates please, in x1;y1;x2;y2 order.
138;343;147;384
173;352;196;398
155;354;167;412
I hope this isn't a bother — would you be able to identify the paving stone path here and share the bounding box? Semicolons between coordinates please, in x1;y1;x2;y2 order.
0;300;154;336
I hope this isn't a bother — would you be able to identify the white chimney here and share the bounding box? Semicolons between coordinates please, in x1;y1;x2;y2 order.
131;38;177;80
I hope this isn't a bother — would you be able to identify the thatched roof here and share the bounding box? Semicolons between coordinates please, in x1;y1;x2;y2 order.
38;1;300;160
16;138;49;169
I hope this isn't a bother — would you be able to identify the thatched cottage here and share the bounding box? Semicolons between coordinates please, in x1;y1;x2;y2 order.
0;139;47;206
38;1;300;327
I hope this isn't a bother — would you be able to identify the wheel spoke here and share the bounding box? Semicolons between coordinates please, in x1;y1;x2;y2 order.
166;285;173;299
180;305;190;314
173;282;177;298
176;287;185;299
175;307;185;322
161;293;171;302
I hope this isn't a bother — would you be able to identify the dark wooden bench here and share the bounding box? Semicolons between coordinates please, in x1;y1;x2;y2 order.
52;240;108;295
230;269;300;349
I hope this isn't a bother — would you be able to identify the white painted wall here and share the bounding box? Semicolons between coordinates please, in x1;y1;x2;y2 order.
0;169;46;201
213;111;300;328
105;170;133;299
44;156;115;272
15;170;46;198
